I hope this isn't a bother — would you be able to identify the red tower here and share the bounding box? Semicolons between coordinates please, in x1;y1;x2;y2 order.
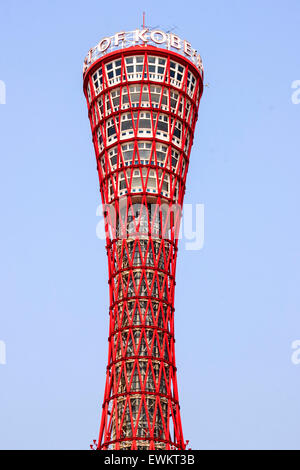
83;28;204;450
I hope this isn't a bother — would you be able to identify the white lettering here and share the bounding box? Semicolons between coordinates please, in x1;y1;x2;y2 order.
197;54;204;72
0;80;6;105
184;40;192;57
170;33;181;49
98;37;111;52
114;31;125;46
291;80;300;104
104;454;139;467
0;340;6;365
184;203;205;251
291;340;300;365
134;28;149;43
83;30;204;74
150;30;167;44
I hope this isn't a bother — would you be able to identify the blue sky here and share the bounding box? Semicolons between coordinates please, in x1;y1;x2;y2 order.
0;0;300;450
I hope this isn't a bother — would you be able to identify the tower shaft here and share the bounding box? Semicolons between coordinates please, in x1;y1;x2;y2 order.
83;32;204;450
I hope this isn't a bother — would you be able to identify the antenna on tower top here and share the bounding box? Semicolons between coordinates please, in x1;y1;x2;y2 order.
141;13;159;31
166;26;178;34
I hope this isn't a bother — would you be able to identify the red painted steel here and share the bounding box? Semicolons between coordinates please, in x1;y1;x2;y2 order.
83;43;204;450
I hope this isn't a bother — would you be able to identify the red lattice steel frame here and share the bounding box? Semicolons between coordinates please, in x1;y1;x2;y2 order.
83;45;204;450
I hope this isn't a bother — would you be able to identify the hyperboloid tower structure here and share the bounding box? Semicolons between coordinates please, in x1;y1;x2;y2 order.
83;27;204;450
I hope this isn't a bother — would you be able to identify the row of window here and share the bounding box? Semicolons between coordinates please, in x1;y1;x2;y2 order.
112;206;179;242
114;329;170;361
114;396;168;439
96;112;191;150
89;55;198;99
115;360;170;392
104;170;181;202
90;85;194;125
116;270;170;301
98;142;186;202
100;142;186;177
115;300;171;331
118;239;170;271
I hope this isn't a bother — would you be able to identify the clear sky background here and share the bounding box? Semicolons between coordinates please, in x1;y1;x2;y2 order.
0;0;300;450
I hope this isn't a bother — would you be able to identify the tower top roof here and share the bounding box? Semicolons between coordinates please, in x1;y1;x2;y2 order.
83;29;203;76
